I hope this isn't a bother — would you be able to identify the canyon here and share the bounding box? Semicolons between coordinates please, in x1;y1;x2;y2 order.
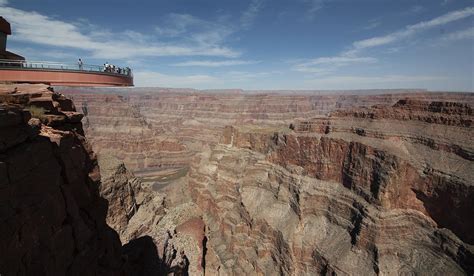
59;86;473;275
0;84;472;275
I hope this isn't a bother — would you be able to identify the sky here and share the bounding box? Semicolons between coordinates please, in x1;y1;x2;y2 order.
1;0;473;91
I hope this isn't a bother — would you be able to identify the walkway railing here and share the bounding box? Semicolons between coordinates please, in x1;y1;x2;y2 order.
0;59;132;77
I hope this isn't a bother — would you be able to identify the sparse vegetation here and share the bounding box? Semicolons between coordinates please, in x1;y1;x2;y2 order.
25;106;47;120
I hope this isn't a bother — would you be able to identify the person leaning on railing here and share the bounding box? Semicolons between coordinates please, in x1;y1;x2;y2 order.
98;62;130;75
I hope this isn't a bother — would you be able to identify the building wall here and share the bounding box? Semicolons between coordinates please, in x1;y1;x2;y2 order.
0;33;6;52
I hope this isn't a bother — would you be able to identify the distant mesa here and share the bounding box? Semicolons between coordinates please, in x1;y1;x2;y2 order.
0;17;133;87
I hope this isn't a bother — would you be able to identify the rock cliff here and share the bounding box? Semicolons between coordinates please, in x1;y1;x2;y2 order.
99;154;206;276
56;87;473;275
0;84;125;275
59;87;472;184
206;100;473;274
0;84;175;276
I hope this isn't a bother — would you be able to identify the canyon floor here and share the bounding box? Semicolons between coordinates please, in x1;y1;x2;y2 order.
1;84;471;275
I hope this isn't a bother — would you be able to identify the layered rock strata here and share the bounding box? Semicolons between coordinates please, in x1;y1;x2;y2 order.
86;88;473;275
0;84;125;275
190;99;473;275
0;85;176;276
59;87;473;186
99;154;207;276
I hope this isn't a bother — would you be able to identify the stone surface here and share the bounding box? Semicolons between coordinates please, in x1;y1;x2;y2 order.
58;86;474;275
59;87;472;184
99;155;143;239
0;84;172;276
0;84;125;275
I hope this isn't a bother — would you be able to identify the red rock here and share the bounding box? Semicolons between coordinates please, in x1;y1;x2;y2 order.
0;84;125;275
52;86;474;275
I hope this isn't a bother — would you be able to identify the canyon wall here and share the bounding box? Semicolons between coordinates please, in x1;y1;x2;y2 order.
60;87;472;183
57;87;473;275
0;84;170;276
203;100;473;274
0;84;125;275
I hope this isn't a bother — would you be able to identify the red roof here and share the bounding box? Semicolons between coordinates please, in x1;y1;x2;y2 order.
0;17;12;35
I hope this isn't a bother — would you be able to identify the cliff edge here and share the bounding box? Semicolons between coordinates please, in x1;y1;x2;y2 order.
0;84;125;275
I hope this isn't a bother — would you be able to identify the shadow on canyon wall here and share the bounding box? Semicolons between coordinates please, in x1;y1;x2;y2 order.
123;235;189;276
123;236;162;276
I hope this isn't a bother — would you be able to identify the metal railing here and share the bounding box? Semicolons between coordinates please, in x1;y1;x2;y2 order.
0;59;132;77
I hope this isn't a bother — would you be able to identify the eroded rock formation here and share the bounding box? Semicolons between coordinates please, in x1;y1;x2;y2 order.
204;102;473;274
0;84;177;276
99;154;206;276
58;86;473;275
59;87;472;184
0;84;124;275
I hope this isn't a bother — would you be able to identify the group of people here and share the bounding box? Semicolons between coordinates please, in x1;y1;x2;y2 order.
76;58;131;76
103;61;131;75
162;230;190;276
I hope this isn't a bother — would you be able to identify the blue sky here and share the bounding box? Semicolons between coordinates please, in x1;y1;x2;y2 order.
1;0;473;90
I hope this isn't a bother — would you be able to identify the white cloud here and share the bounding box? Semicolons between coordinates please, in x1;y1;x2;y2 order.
441;0;453;6
363;19;381;30
304;0;324;20
302;56;377;65
410;5;425;13
134;69;284;88
155;14;196;36
294;7;474;74
0;0;7;6
223;70;279;81
302;75;446;90
9;47;76;60
133;71;217;87
293;57;377;73
352;7;474;52
241;0;264;29
441;26;474;41
172;60;260;67
0;7;240;59
155;13;234;47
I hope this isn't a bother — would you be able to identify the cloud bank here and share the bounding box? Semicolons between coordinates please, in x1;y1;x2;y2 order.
0;6;240;59
294;7;474;73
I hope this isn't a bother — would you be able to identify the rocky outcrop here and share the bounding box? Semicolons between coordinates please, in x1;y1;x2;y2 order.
333;99;472;127
98;155;144;238
96;151;206;276
54;86;473;275
99;155;207;276
59;87;473;186
188;142;473;274
0;84;124;275
201;99;473;274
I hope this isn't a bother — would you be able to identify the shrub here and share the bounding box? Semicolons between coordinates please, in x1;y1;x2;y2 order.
26;106;47;120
